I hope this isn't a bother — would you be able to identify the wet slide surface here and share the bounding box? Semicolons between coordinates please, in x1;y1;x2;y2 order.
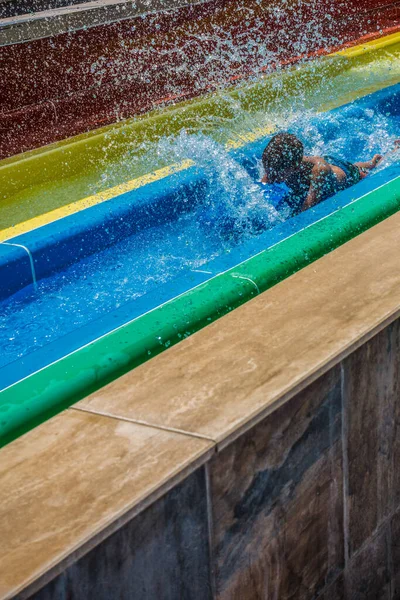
0;34;399;445
2;34;400;240
1;83;399;386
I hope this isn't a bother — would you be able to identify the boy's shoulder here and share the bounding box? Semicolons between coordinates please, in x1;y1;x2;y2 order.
305;157;333;183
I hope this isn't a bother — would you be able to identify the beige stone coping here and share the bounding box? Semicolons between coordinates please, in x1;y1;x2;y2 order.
79;210;400;449
0;0;207;46
0;409;214;600
1;210;400;599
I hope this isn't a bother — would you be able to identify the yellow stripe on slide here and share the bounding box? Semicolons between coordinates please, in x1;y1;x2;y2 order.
0;160;194;242
331;31;400;58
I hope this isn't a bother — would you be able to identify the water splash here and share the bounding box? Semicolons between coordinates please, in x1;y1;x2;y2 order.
157;130;283;240
285;104;400;162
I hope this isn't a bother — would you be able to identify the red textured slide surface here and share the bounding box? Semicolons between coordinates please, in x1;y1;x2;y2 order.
1;0;399;158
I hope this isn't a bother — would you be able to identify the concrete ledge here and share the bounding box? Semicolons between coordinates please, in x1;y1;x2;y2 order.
0;410;214;599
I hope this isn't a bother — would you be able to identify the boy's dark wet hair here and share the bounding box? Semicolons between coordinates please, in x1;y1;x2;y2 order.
262;133;304;177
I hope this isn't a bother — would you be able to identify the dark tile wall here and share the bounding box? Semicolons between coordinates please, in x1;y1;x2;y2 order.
342;320;400;558
209;367;344;600
27;318;400;599
318;575;345;600
391;509;400;599
29;467;212;600
344;528;391;600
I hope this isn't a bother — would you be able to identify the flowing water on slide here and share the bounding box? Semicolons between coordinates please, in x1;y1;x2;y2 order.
1;30;400;370
1;82;399;369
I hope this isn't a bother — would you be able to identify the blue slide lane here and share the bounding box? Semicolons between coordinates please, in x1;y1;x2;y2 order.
0;83;399;392
0;83;399;301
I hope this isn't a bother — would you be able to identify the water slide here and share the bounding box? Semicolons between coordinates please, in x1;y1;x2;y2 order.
0;7;400;445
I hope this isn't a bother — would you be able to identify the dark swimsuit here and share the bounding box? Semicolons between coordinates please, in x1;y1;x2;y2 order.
323;155;361;186
281;155;361;215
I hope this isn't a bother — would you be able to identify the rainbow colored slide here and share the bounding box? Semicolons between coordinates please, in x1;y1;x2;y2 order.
0;28;400;446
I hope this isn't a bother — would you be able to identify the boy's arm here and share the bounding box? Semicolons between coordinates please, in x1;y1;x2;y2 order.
301;163;330;212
